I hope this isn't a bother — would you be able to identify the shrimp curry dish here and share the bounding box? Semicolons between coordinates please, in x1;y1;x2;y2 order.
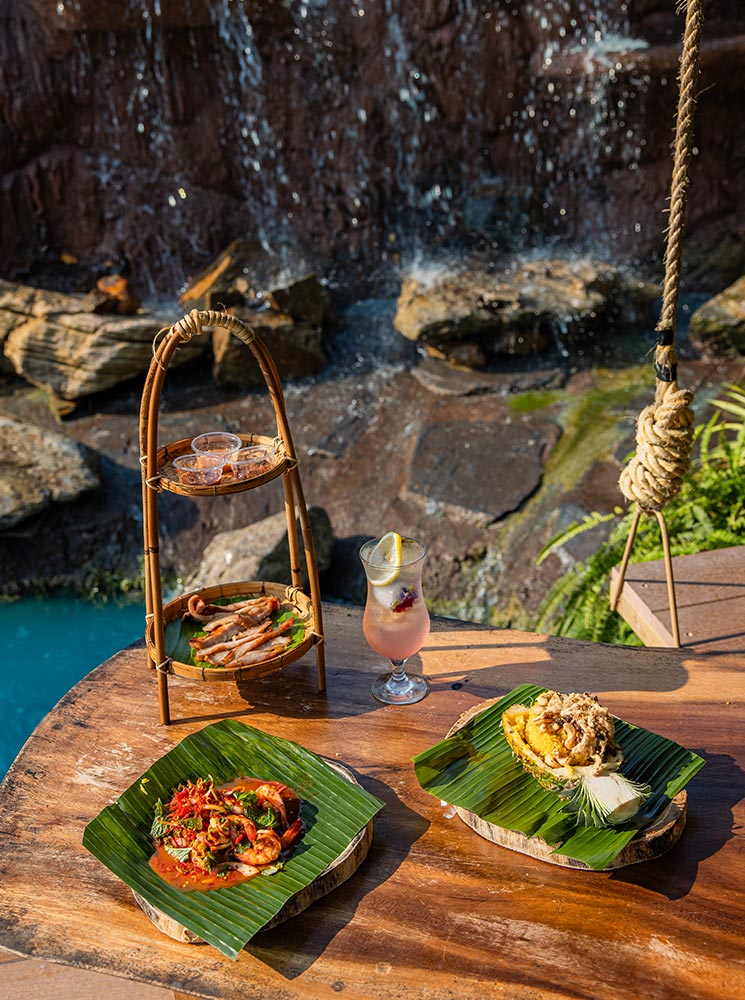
149;776;303;891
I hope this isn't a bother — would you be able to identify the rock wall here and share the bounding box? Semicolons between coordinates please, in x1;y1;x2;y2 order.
2;1;744;297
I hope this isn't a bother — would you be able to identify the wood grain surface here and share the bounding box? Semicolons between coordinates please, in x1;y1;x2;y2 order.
1;604;744;1000
610;544;745;652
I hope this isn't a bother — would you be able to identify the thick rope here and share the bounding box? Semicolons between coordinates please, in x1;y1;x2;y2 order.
659;0;705;333
619;0;703;512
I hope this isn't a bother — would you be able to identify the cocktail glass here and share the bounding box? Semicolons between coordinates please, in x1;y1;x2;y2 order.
359;535;431;705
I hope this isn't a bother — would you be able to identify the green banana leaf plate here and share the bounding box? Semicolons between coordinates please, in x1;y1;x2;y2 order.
83;721;384;959
413;683;705;871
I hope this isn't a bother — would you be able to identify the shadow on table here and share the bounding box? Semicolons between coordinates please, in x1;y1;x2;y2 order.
168;635;691;728
154;602;700;730
224;632;690;724
609;752;745;899
243;769;428;978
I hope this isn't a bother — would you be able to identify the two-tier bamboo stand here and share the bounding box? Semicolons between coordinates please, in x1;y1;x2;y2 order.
139;309;326;725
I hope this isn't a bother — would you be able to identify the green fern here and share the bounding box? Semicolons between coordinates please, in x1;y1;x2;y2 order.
535;383;745;645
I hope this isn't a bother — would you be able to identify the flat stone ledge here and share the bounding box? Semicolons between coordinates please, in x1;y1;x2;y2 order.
403;418;559;524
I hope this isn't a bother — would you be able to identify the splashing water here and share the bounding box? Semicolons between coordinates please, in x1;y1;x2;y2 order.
512;1;651;246
46;0;656;290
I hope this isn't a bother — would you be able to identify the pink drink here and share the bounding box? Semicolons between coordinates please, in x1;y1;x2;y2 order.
363;584;431;661
360;534;430;705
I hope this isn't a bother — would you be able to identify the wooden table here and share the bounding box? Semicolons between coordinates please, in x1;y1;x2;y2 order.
1;604;744;1000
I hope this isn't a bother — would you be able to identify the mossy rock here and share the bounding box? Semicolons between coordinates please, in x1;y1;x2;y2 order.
689;277;745;355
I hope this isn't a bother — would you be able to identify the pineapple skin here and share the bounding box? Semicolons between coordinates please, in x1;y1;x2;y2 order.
502;695;649;827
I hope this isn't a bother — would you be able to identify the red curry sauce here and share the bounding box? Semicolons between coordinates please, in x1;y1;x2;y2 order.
149;776;301;892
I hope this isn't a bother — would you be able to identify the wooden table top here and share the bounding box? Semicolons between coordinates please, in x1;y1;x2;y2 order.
1;603;744;1000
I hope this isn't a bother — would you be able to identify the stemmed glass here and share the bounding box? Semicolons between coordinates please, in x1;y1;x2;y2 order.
359;535;431;704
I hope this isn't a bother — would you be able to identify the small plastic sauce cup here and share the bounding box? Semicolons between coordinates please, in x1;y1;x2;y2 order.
173;452;223;486
191;432;242;470
229;445;276;481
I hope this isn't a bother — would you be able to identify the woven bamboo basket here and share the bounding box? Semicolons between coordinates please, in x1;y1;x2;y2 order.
145;581;315;682
155;433;287;497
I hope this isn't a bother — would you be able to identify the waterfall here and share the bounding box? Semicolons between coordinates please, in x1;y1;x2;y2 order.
517;0;651;246
18;1;661;295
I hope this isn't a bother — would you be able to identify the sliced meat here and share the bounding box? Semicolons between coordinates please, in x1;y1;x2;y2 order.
189;618;263;652
222;617;296;664
192;621;272;655
184;593;280;624
227;635;292;667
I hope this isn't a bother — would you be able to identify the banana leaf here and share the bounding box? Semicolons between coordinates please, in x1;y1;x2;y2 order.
166;601;305;667
83;721;383;958
413;683;705;871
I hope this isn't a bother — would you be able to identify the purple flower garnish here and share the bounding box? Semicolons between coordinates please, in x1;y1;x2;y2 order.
392;587;417;613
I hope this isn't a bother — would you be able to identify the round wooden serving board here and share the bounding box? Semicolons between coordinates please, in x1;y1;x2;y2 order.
448;699;688;871
133;760;373;943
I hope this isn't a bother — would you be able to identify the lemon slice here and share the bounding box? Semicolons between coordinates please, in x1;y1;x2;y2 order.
366;531;403;587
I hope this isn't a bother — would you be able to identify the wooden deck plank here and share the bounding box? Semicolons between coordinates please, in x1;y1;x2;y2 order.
611;545;745;652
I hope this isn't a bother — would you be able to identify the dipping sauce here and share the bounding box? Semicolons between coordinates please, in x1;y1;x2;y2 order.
191;432;242;473
229;445;277;482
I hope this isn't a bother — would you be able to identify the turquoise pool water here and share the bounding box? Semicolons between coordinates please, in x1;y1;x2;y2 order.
0;595;145;777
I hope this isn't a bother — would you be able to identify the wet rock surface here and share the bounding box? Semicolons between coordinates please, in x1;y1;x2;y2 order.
0;280;202;401
405;418;559;525
212;308;326;390
394;259;658;368
0;414;99;530
689;275;745;356
410;355;566;398
178;240;324;321
177;241;328;387
3;3;745;296
184;507;333;594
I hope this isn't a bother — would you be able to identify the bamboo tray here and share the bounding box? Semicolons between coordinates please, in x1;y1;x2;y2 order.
145;580;316;682
154;433;287;496
448;699;688;871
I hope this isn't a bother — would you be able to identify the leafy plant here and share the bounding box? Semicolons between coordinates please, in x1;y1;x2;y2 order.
535;383;745;644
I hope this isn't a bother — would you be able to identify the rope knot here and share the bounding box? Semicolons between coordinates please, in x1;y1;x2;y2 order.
619;374;694;511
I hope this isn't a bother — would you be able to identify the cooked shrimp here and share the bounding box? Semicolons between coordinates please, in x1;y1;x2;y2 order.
280;817;303;850
236;829;282;865
151;774;303;889
238;816;258;843
254;783;288;826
